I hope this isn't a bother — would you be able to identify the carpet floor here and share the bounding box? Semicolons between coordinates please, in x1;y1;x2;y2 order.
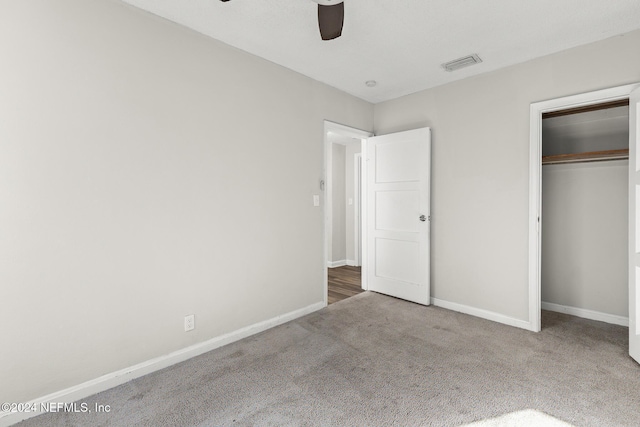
16;292;640;426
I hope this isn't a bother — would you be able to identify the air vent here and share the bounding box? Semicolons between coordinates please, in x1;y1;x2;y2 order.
442;54;482;72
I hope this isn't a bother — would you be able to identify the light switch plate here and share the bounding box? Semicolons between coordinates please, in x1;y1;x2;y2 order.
313;195;320;206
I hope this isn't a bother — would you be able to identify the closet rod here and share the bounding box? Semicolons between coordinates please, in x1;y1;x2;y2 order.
542;148;629;165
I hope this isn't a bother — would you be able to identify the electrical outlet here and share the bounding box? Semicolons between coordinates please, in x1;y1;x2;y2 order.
184;314;195;332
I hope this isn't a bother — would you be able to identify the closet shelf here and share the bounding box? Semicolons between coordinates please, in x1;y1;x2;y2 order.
542;148;629;165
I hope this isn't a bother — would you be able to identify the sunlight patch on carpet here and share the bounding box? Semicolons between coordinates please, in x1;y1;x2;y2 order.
462;409;575;427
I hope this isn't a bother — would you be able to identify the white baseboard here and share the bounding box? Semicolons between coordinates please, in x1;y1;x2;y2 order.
541;301;629;327
0;301;325;427
328;260;347;268
431;297;534;331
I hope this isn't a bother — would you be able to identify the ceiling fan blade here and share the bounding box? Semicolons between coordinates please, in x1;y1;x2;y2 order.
318;2;344;40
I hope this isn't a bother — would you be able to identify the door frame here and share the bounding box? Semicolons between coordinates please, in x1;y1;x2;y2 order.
528;83;640;332
323;121;373;306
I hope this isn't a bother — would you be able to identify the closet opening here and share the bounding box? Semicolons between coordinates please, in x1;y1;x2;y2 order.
540;99;630;328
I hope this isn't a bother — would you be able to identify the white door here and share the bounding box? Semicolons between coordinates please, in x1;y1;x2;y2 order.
630;87;640;364
366;127;431;305
355;154;362;266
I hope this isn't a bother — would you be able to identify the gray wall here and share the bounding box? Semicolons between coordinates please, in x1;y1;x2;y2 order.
542;161;628;317
331;143;347;263
0;0;372;403
374;30;640;321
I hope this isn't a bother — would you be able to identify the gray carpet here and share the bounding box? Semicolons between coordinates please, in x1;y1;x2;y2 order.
16;292;640;426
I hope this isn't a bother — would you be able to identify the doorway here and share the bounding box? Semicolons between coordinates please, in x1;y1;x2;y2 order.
323;121;372;305
528;83;640;333
540;101;629;327
324;123;432;306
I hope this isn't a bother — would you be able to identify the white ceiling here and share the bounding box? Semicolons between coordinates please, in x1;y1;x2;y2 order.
121;0;640;103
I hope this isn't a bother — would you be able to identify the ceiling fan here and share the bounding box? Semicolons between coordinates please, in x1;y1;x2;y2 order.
219;0;344;41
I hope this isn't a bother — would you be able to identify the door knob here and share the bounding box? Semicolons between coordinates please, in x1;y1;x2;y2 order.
419;215;427;222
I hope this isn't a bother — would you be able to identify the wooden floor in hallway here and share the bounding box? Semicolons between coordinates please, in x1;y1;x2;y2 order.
328;265;363;304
